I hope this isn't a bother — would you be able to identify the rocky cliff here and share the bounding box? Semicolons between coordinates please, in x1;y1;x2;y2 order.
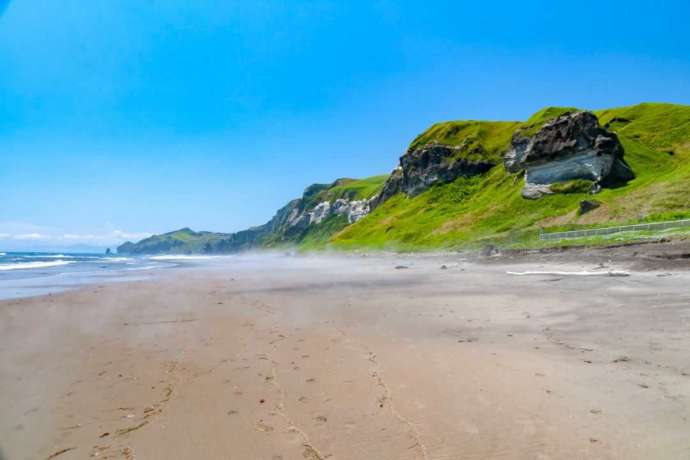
117;175;387;254
504;111;635;198
120;103;690;253
334;102;690;249
372;143;495;208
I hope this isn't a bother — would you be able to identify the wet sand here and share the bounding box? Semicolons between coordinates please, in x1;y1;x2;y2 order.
1;253;690;459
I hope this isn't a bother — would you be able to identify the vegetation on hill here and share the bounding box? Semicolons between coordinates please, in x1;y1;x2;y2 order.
117;228;233;254
330;103;690;250
118;175;388;254
120;102;690;254
408;120;521;163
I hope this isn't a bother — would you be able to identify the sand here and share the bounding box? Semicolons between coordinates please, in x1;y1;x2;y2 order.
1;252;690;460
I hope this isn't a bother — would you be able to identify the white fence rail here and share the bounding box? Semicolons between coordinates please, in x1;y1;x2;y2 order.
539;218;690;241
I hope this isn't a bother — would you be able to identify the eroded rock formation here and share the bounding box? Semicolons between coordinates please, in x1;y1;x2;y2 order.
372;143;495;208
505;111;634;199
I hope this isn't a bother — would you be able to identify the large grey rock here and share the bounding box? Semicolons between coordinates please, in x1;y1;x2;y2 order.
504;111;634;199
372;144;495;208
401;144;495;196
579;200;601;215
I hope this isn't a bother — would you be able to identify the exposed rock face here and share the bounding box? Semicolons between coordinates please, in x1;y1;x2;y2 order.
287;197;373;228
332;198;372;223
309;201;332;225
505;111;634;199
371;167;403;208
372;144;495;208
579;200;601;215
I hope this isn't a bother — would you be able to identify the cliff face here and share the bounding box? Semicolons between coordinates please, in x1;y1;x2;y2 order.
117;176;387;254
504;111;635;198
333;103;690;249
372;144;495;207
120;103;690;253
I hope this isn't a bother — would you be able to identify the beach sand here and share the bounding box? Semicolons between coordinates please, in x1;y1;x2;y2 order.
2;252;690;460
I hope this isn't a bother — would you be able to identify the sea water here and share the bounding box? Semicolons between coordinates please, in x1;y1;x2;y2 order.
0;252;177;300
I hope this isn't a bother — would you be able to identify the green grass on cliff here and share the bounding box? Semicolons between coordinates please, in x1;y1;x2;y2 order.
300;175;388;210
328;102;690;251
319;175;388;201
120;228;232;254
408;120;522;163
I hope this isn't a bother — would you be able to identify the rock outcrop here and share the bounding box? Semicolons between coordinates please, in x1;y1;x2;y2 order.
504;111;634;199
284;196;373;228
372;143;495;208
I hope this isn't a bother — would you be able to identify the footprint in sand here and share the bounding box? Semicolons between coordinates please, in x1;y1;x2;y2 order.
306;378;317;383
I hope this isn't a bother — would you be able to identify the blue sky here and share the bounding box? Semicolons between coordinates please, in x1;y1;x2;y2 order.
1;0;689;251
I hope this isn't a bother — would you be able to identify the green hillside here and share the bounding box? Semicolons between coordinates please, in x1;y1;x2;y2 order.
408;120;522;163
262;175;388;248
118;175;388;254
120;103;690;255
330;103;690;250
117;228;232;254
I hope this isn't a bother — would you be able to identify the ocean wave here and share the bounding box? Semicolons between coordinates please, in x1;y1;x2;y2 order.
25;254;70;259
0;260;75;271
0;253;6;256
101;257;132;262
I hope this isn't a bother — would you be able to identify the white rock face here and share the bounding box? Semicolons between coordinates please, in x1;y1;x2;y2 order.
286;207;302;226
332;198;372;223
346;200;371;223
332;199;350;215
309;201;332;225
285;197;373;231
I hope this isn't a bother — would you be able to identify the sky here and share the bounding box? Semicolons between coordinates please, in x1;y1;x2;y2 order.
1;0;689;251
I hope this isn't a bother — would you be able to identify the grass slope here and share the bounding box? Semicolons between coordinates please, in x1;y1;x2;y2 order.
289;175;388;248
409;120;521;163
120;228;232;254
329;102;690;250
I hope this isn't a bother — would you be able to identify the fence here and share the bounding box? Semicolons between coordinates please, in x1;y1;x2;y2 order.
539;218;690;241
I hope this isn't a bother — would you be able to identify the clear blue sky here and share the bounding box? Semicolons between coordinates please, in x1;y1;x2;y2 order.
1;0;689;251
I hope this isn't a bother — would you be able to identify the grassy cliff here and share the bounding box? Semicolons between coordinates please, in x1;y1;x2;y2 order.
329;103;690;250
118;175;388;254
120;103;690;254
117;228;232;254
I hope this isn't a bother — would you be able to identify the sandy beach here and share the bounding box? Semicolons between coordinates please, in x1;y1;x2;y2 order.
2;251;690;460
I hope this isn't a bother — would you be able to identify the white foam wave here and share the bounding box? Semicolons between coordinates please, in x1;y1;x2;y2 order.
0;260;75;271
101;257;132;262
0;253;5;256
25;254;70;259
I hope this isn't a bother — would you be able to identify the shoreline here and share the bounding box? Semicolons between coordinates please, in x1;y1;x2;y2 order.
2;253;689;459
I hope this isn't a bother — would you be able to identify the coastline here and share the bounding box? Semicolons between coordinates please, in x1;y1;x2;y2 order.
1;252;689;459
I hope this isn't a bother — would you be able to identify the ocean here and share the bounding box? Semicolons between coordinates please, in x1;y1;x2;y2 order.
0;252;180;300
